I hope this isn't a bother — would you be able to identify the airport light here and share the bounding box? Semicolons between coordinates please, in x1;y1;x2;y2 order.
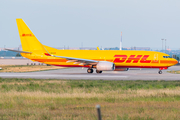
165;39;166;53
161;39;164;52
3;45;6;57
120;32;122;50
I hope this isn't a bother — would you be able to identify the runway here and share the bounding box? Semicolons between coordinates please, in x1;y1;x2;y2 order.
0;66;180;80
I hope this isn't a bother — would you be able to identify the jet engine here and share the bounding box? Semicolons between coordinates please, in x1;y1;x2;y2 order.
96;61;115;71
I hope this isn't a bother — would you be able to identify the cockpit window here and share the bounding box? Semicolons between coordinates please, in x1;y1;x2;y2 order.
163;56;170;58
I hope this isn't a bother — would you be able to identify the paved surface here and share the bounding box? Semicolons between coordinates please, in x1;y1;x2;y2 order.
0;66;180;80
0;59;41;65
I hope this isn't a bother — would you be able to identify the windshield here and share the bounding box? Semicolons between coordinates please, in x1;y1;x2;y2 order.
163;56;170;58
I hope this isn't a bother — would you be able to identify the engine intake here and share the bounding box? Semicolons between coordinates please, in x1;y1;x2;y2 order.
96;61;115;71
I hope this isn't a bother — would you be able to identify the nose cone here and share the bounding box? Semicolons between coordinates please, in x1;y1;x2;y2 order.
175;60;178;64
172;59;178;65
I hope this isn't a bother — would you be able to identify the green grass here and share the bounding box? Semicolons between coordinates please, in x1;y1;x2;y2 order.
67;80;180;90
168;70;180;74
1;77;180;90
0;78;180;119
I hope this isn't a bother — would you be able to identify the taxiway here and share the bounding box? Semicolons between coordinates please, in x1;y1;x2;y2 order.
0;66;180;80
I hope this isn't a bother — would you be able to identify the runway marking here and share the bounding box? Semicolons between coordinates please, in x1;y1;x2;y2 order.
0;75;128;78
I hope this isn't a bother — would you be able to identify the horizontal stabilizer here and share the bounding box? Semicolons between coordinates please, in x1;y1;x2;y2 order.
5;49;32;53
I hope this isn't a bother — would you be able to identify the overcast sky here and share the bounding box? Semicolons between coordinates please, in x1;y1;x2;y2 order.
1;0;180;50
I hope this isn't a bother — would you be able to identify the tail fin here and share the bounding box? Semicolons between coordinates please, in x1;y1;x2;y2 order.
16;19;46;54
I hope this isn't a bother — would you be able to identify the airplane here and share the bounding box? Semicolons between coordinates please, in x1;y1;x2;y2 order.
6;19;178;74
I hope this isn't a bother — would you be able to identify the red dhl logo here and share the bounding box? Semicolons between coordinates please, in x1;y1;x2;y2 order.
21;34;34;37
113;55;151;63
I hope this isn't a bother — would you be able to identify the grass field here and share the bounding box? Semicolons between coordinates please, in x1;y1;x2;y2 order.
0;65;63;72
0;78;180;119
168;70;180;74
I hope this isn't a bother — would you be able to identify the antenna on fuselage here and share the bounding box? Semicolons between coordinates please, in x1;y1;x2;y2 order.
120;32;122;50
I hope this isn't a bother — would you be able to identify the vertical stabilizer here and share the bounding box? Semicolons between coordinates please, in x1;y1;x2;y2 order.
16;19;46;54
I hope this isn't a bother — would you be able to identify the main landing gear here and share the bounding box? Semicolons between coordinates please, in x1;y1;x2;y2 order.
87;68;93;73
96;70;102;73
87;68;102;73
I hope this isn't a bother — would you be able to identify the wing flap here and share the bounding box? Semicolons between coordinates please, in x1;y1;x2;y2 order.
52;55;98;65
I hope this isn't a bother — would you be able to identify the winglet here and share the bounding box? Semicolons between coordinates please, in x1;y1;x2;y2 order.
97;47;100;50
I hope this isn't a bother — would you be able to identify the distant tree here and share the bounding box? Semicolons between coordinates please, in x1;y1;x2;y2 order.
16;53;22;57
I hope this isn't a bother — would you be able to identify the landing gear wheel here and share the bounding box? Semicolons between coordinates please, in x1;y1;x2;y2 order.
87;68;93;73
96;70;102;73
158;70;162;74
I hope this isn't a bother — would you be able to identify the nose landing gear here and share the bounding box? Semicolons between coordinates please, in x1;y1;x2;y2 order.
158;70;162;74
158;67;168;74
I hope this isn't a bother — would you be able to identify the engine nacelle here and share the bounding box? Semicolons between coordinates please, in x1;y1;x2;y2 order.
96;61;115;71
114;68;129;71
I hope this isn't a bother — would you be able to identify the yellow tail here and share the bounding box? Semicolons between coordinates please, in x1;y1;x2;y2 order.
16;19;46;54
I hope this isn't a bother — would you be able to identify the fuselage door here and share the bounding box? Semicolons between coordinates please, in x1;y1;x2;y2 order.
153;54;159;63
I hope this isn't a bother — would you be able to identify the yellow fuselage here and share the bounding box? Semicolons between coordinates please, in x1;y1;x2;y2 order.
22;45;178;69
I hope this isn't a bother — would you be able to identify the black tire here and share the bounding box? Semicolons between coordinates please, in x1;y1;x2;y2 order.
158;70;162;74
96;70;102;73
87;68;93;73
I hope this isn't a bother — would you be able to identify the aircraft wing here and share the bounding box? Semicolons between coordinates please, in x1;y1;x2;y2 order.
51;54;99;65
5;49;32;53
44;46;99;65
